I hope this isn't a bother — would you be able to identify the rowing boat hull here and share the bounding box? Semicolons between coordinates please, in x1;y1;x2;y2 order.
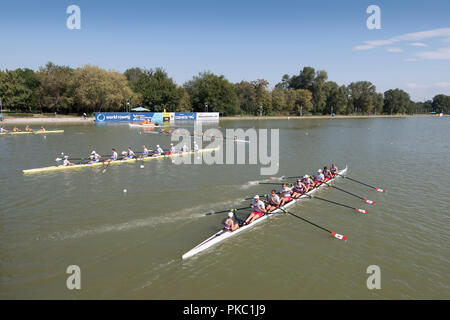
23;147;219;174
0;130;64;136
181;166;348;259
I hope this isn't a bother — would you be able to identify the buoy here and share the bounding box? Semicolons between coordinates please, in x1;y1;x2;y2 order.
123;189;127;193
140;165;144;168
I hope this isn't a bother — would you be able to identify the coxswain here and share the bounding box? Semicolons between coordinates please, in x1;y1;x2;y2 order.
88;151;101;164
244;195;267;225
125;147;135;159
222;211;239;232
266;190;281;212
25;125;33;132
330;164;338;178
323;166;332;181
153;145;164;156
302;175;314;192
279;183;293;206
292;179;307;199
313;169;325;187
62;155;75;166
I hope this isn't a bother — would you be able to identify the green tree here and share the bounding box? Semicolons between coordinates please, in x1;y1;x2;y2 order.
348;81;378;114
0;68;40;112
184;72;239;115
324;82;349;115
71;65;133;113
383;89;411;115
432;94;450;113
36;62;74;113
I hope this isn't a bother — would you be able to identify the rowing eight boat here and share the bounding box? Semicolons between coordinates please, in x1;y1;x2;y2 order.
0;130;64;136
23;147;219;174
181;165;348;259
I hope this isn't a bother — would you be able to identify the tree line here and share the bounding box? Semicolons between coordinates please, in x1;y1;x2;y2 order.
0;63;448;116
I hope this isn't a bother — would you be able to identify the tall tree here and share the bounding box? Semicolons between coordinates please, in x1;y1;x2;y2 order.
0;68;40;112
184;72;239;116
383;89;411;115
348;81;378;114
432;94;450;113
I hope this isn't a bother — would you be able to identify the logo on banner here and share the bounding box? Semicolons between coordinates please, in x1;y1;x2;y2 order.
96;114;106;122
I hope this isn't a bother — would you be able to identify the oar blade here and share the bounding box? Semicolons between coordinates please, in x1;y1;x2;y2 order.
364;198;375;205
355;208;369;214
376;188;386;193
331;232;347;241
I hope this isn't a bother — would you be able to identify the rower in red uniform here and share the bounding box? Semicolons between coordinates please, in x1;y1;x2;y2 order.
292;179;307;199
313;169;325;187
330;164;338;178
279;183;293;206
266;190;281;212
323;166;332;181
222;211;239;231
244;195;267;225
302;175;314;192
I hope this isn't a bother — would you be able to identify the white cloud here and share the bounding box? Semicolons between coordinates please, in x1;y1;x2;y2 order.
410;42;428;47
386;47;403;53
404;58;419;62
415;47;450;60
435;82;450;88
353;27;450;50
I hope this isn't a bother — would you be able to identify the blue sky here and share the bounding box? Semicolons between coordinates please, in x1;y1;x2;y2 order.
1;0;449;101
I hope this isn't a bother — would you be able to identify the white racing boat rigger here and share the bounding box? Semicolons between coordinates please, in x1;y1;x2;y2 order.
182;165;348;259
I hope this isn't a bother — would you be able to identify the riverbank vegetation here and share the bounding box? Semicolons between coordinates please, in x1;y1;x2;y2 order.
0;63;448;116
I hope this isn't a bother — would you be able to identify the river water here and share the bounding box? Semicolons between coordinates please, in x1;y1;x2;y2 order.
0;117;449;299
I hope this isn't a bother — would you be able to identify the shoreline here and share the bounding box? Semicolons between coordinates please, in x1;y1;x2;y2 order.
0;114;445;125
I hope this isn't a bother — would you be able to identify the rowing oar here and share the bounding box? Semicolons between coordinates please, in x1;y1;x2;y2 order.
327;185;375;205
204;207;249;216
306;194;368;214
338;174;386;193
282;209;347;241
55;155;112;161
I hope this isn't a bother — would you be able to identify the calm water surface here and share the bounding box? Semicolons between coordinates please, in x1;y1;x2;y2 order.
0;117;449;299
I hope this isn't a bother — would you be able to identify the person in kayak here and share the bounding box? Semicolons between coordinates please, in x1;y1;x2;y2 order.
292;179;307;199
279;183;293;206
244;195;267;225
222;211;239;232
266;190;281;212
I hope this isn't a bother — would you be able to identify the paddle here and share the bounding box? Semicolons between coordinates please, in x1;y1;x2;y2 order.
204;207;250;216
305;194;368;214
338;174;386;192
327;185;375;204
282;209;347;241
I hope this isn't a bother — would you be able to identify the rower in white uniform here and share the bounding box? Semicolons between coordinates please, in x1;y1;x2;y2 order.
62;155;75;166
152;144;164;156
0;126;8;133
302;175;314;192
167;143;176;155
222;211;239;232
279;183;293;206
244;195;267;225
181;144;188;153
88;151;101;164
193;141;199;152
140;145;150;158
125;147;135;159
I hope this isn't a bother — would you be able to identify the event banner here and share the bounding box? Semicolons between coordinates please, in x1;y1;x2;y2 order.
95;112;219;123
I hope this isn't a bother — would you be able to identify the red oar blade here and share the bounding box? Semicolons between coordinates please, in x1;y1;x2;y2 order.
375;188;386;193
355;208;369;214
364;198;375;205
331;232;347;241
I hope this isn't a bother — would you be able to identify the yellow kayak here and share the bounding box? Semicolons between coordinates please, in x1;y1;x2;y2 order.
0;130;64;136
23;147;219;174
